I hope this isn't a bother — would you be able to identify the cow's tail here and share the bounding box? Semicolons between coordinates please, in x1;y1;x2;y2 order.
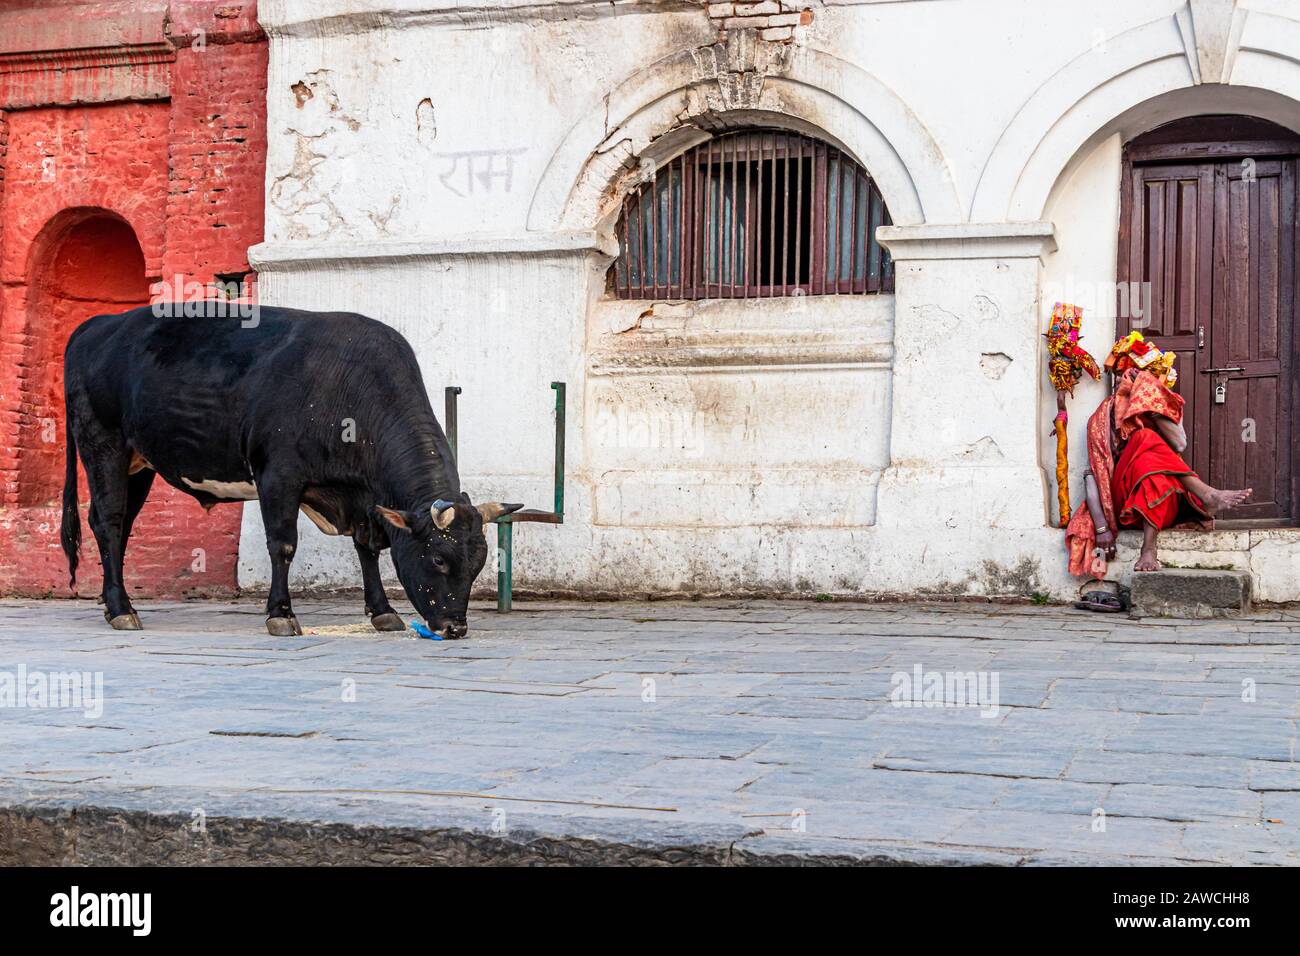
60;407;81;587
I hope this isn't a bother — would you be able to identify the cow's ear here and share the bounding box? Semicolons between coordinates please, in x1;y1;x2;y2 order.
375;505;415;533
477;502;524;523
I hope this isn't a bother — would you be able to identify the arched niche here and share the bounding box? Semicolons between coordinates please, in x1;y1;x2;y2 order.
19;208;149;505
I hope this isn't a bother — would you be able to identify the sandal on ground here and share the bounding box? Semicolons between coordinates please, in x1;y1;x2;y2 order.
1074;579;1130;613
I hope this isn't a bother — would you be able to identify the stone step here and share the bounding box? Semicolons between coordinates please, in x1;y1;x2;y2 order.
1128;568;1253;619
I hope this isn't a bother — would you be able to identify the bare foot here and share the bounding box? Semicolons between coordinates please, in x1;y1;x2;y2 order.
1134;550;1161;572
1201;487;1252;515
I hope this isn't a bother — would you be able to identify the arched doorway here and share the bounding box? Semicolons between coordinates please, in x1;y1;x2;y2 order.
0;209;153;596
1;205;246;599
20;209;150;506
1117;115;1300;524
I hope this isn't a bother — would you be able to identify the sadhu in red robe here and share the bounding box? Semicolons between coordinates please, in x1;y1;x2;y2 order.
1066;368;1211;576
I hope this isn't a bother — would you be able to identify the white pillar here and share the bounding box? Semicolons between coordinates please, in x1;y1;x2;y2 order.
871;223;1061;592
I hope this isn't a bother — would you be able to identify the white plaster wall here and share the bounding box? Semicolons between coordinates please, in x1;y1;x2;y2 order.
587;295;893;530
243;0;1300;602
240;246;597;592
1039;134;1122;527
257;0;1194;240
261;6;717;243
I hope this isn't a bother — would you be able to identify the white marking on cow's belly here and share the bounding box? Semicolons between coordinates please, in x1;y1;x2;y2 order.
300;503;346;536
182;478;258;500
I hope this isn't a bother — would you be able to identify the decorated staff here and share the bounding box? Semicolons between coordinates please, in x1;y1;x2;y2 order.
1044;303;1101;527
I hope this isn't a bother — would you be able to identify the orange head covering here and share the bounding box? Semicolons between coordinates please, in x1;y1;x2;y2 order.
1106;331;1177;388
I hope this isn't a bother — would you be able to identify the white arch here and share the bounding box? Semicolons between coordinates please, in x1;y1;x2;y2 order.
527;44;961;233
973;7;1300;222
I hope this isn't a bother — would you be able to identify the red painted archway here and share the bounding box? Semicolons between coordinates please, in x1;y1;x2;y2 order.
0;208;240;598
19;210;150;506
0;4;265;599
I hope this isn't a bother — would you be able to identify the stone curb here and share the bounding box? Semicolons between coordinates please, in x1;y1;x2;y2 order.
0;798;1025;867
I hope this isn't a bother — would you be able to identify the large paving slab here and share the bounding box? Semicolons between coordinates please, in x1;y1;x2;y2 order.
0;597;1297;865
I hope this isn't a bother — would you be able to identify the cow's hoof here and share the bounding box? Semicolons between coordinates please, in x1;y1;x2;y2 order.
370;612;406;632
108;612;142;631
266;616;302;637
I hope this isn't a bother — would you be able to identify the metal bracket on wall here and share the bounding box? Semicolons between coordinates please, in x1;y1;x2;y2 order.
443;383;566;613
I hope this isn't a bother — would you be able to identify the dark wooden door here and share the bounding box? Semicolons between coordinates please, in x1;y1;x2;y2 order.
1120;162;1215;481
1208;158;1295;519
1119;118;1300;524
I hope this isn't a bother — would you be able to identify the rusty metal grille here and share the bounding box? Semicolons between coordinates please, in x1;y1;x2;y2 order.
612;130;894;299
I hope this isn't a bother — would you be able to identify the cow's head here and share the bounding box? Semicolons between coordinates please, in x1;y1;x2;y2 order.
376;493;522;638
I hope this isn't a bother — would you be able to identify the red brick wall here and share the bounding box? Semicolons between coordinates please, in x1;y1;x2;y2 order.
0;2;266;599
165;11;268;285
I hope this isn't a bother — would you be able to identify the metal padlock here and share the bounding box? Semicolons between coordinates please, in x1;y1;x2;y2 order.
1215;382;1227;404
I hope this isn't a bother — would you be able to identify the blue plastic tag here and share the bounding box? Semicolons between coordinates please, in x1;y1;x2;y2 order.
410;620;443;640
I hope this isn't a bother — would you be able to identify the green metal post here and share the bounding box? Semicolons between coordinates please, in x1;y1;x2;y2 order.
444;386;461;462
496;520;513;613
495;382;564;613
551;381;566;521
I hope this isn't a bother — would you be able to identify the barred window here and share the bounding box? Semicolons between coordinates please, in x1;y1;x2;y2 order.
611;129;893;299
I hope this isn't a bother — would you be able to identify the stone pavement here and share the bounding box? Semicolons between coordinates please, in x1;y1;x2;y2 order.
1;597;1297;865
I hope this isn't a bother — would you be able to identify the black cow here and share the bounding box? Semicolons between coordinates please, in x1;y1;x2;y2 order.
60;304;519;638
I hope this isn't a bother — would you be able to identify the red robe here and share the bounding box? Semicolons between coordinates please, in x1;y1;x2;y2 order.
1112;427;1209;529
1066;369;1210;576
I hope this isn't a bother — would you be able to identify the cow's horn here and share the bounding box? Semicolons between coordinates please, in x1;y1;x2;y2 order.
477;502;524;523
431;499;457;530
